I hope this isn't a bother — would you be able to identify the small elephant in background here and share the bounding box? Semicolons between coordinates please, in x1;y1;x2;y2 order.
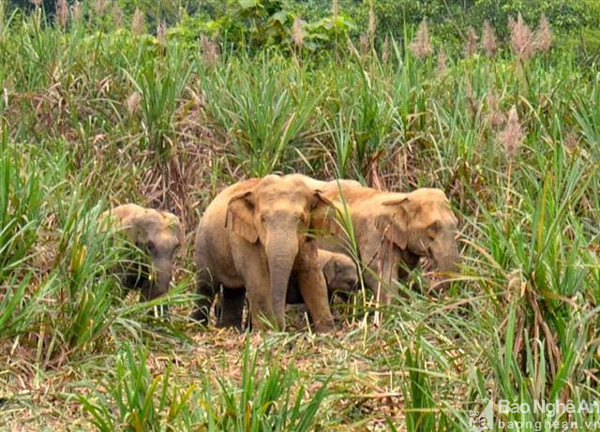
100;204;182;313
286;249;359;304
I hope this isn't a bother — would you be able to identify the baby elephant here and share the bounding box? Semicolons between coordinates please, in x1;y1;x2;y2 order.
286;250;359;304
100;204;182;313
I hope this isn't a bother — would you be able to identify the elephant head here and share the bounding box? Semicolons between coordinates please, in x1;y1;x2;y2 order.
105;204;182;302
374;188;460;285
320;250;359;295
226;175;332;326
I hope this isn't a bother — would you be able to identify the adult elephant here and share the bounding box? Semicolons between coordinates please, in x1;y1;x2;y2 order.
191;175;335;332
309;181;461;304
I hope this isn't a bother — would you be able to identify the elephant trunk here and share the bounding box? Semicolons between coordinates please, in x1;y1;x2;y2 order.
150;257;173;300
266;230;299;330
430;233;460;288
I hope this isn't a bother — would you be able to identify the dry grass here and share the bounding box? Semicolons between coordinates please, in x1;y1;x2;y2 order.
0;7;599;431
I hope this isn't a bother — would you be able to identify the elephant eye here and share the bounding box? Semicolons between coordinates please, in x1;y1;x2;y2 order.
427;221;441;238
146;241;157;253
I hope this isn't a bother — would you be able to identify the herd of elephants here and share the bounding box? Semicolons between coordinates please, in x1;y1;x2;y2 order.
101;174;460;332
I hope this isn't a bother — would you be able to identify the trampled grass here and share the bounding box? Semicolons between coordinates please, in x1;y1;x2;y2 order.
0;4;599;431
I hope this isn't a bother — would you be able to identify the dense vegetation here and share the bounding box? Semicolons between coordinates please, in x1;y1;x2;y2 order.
1;0;599;430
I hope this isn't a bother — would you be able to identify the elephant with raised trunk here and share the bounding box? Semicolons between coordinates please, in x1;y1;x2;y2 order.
100;204;182;312
309;181;460;304
191;175;335;332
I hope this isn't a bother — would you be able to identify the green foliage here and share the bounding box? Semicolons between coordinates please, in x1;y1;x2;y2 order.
292;0;600;48
0;128;43;280
1;3;600;430
79;341;329;431
124;46;191;161
199;54;321;176
165;0;356;52
470;0;599;34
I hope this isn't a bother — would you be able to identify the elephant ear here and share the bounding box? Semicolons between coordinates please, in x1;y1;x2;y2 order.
161;211;183;245
374;197;409;249
320;254;338;286
98;210;117;232
121;213;152;245
226;191;258;244
309;190;335;228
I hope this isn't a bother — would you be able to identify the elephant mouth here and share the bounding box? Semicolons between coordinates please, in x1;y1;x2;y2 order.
421;255;434;271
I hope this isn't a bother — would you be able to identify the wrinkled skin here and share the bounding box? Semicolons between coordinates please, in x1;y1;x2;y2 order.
191;175;335;332
309;181;460;304
100;204;182;312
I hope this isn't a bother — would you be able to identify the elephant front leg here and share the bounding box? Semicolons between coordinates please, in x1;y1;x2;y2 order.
372;259;396;306
296;245;335;333
246;275;276;331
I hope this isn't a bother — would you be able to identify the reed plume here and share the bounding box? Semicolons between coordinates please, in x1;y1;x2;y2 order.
131;8;146;36
482;21;497;56
410;19;433;59
535;14;552;53
56;0;68;29
464;27;478;58
510;13;535;60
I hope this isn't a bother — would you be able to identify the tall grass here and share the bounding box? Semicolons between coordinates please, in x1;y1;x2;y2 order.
0;127;42;280
0;5;598;431
199;54;321;176
79;340;329;431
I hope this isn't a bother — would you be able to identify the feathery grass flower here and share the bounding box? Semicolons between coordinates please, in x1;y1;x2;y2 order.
126;92;141;116
71;1;83;24
499;106;524;159
410;19;433;59
464;27;478;58
436;49;448;76
510;13;535;60
292;16;304;48
157;21;166;46
535;14;552;53
112;2;123;28
200;36;220;67
482;21;497;56
132;8;146;36
56;0;68;28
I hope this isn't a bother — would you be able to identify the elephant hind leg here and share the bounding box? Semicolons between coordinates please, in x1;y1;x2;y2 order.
218;288;246;330
190;266;219;324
